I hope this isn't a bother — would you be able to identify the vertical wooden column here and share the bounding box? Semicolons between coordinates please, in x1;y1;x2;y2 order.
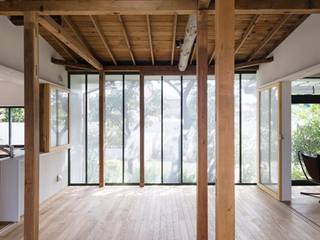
196;10;208;240
24;12;40;240
215;0;235;239
139;73;145;187
99;71;105;188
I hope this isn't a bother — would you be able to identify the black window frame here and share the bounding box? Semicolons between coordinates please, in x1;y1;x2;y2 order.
68;72;257;186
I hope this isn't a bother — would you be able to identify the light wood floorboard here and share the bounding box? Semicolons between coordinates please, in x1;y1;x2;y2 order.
1;186;320;240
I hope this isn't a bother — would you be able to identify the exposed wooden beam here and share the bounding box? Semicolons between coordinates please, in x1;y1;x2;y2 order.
52;36;78;63
208;49;215;64
196;10;208;240
24;11;40;240
2;0;320;15
99;71;105;188
234;14;260;55
118;15;136;65
146;15;155;65
90;15;117;65
215;0;235;239
39;16;103;70
179;14;197;71
139;73;145;187
248;15;290;61
171;14;178;65
52;57;272;73
0;0;196;15
236;57;273;69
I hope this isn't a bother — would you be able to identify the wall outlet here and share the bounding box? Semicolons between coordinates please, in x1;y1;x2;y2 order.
56;174;62;182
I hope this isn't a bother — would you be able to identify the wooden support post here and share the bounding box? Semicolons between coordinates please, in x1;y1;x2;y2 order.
196;9;208;240
99;71;105;188
24;12;40;240
139;73;145;187
215;0;235;239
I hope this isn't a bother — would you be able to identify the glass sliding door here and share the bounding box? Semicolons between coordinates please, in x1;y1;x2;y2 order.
69;74;86;184
124;75;140;183
144;76;162;183
258;84;281;198
163;76;182;183
105;75;123;183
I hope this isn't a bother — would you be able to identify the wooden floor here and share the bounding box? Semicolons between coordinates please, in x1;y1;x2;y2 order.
1;186;320;240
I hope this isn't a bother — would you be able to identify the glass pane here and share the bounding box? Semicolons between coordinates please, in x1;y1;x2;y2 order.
124;75;140;183
50;89;57;147
241;74;257;183
0;108;9;145
259;87;279;193
11;108;24;145
105;75;123;183
182;76;197;183
70;74;86;183
208;76;215;183
291;104;320;180
234;74;240;183
57;91;69;146
144;76;162;183
163;76;181;183
87;74;99;184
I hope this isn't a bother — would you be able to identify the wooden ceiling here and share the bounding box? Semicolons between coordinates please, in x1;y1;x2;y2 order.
35;13;307;68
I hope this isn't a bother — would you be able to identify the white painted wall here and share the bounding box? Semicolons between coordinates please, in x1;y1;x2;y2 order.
0;16;68;206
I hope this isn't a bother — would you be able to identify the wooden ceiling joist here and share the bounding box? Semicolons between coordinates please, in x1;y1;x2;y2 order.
146;15;155;65
39;16;103;70
171;14;178;65
118;15;136;65
234;14;260;55
1;0;320;15
248;14;290;61
90;15;117;66
52;36;78;63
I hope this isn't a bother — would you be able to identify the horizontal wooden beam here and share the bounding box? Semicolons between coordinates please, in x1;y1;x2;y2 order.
1;0;320;15
39;16;103;70
52;57;272;74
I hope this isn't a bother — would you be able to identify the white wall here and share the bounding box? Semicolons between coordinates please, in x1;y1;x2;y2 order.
0;16;69;204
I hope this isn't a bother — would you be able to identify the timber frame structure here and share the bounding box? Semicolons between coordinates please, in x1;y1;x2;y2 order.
1;0;319;240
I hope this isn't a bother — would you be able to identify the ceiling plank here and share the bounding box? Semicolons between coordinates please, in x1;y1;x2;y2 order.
39;16;103;70
146;15;155;65
1;0;320;15
118;15;136;65
62;16;92;51
90;15;117;65
171;14;178;65
248;14;290;61
234;14;260;55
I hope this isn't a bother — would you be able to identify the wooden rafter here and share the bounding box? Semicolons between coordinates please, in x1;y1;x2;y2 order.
171;14;178;65
118;15;136;65
146;15;155;65
62;16;91;51
198;0;212;9
248;14;290;61
90;15;117;65
39;16;102;70
208;49;215;64
2;0;320;15
52;36;78;63
234;14;260;55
